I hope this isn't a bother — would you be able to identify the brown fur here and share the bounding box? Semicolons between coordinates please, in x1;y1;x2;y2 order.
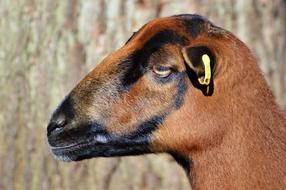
48;15;286;189
152;29;286;189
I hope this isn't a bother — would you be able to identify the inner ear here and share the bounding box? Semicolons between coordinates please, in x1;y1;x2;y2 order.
181;46;216;96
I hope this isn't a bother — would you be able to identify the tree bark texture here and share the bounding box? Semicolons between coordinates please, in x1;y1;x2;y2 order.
0;0;285;190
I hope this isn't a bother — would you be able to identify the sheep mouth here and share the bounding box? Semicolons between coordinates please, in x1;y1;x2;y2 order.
47;115;166;161
50;139;151;162
47;121;153;161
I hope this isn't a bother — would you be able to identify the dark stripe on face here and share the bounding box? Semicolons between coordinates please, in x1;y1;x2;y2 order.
120;29;188;88
174;73;188;109
55;95;75;121
48;114;167;161
143;30;187;49
122;115;166;141
173;14;207;38
119;50;146;88
47;95;76;136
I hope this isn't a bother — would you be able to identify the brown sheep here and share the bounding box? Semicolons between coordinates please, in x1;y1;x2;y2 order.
47;14;286;189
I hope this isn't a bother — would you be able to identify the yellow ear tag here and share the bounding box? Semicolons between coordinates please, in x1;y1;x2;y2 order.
198;54;211;85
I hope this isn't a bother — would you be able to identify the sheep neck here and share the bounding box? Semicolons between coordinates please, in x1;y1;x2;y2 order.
188;92;286;190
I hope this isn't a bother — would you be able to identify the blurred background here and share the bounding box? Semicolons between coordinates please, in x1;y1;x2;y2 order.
0;0;285;190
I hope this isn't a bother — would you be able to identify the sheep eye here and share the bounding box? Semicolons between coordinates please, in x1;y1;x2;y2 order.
152;65;172;78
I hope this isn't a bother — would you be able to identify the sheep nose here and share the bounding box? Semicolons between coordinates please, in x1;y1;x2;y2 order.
47;116;67;136
47;96;75;137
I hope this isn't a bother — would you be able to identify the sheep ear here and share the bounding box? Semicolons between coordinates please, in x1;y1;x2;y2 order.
181;46;214;95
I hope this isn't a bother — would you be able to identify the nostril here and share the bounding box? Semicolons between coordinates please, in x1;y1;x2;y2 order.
57;118;67;128
47;118;67;136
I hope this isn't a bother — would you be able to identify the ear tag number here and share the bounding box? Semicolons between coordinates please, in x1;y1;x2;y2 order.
198;54;211;85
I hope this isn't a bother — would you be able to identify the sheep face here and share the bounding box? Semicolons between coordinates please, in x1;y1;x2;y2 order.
47;14;220;161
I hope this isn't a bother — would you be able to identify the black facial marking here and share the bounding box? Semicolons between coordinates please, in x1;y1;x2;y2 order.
119;51;147;88
48;114;167;161
120;30;187;89
47;96;76;136
173;74;188;109
55;95;75;121
173;14;207;38
124;115;166;140
48;120;105;148
143;30;187;49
